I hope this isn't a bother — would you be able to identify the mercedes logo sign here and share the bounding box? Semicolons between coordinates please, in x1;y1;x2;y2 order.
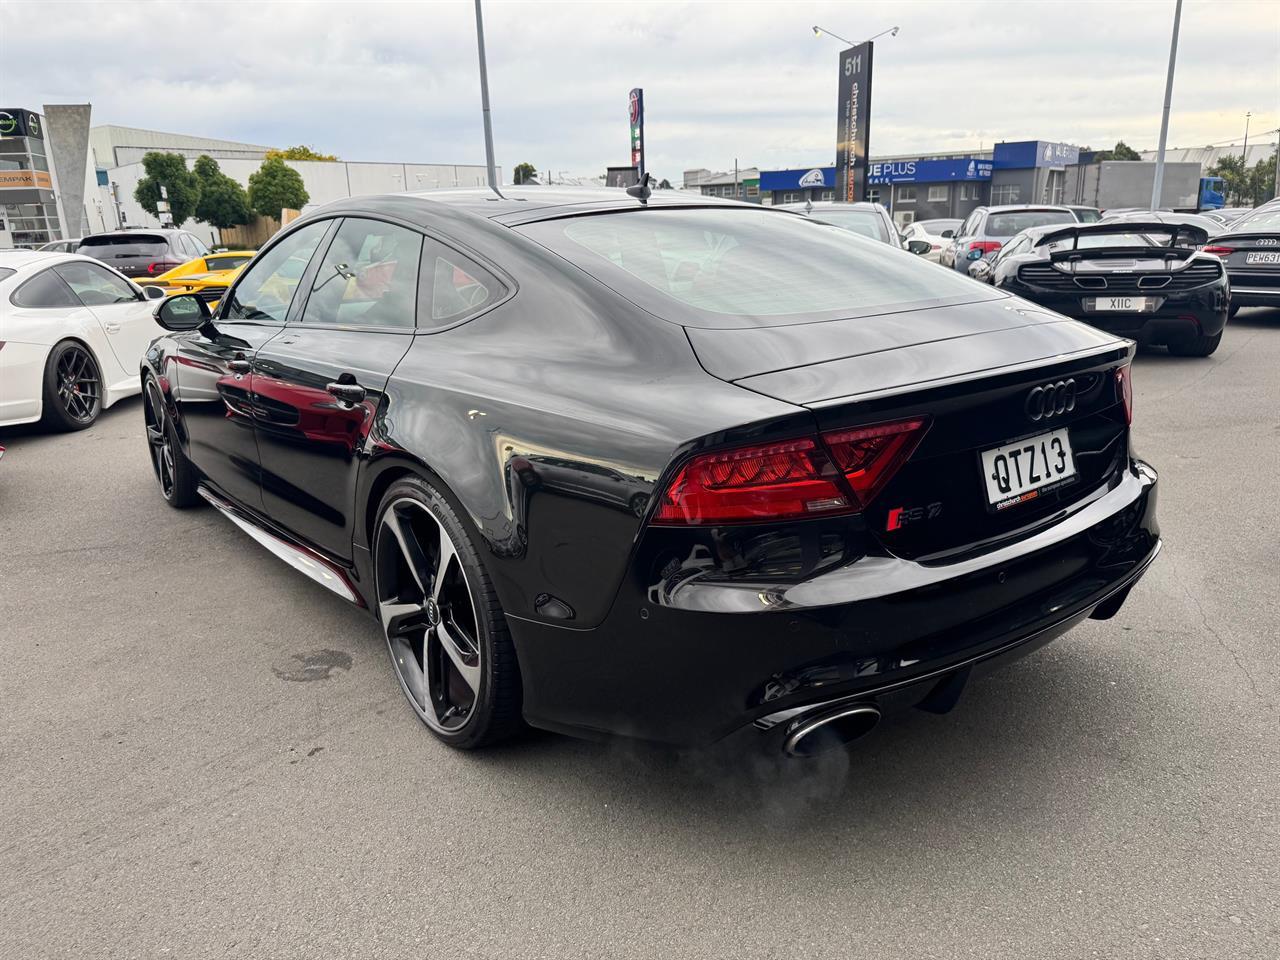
1025;379;1077;421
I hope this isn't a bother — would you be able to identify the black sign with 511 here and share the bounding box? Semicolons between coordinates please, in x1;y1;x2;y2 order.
834;43;873;203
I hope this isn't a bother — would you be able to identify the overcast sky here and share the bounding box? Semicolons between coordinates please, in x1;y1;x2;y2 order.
2;0;1276;181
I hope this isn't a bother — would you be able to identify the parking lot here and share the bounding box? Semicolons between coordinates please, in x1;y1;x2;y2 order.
1;309;1277;959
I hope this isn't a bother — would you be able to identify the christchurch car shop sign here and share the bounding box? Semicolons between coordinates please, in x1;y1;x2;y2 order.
835;42;873;202
629;88;645;178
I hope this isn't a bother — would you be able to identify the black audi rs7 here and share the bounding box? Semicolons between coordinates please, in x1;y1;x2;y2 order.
1204;202;1280;316
142;189;1160;757
969;220;1229;356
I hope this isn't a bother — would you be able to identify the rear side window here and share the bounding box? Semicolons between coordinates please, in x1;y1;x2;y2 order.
0;267;15;281
521;208;991;329
301;218;423;328
423;240;504;328
78;234;169;258
11;268;81;308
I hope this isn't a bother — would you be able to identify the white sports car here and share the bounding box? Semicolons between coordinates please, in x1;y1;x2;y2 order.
0;250;167;430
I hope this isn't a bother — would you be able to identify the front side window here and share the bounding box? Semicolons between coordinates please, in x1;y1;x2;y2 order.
53;261;139;305
522;207;994;329
301;218;423;328
11;268;81;308
223;219;330;322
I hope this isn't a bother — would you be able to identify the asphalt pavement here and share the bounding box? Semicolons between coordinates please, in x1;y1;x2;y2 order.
2;310;1277;959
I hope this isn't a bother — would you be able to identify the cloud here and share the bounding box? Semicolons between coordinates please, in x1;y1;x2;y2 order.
1;0;1275;183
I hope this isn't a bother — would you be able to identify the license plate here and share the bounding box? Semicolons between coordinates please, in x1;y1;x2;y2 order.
980;428;1077;510
1092;296;1156;312
1245;252;1280;264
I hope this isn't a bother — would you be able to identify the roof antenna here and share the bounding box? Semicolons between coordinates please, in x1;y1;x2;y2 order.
626;172;654;205
473;0;505;199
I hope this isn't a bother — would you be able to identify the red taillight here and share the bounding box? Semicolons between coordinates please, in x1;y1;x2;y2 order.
147;261;179;275
1116;364;1133;425
1201;245;1234;256
653;417;929;525
968;240;1002;254
652;438;851;525
822;418;929;506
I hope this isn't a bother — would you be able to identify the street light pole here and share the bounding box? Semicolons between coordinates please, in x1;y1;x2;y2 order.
1150;0;1182;210
1241;111;1252;162
812;24;899;46
473;0;500;195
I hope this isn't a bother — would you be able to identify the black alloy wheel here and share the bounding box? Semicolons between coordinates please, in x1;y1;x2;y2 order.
41;341;101;430
143;375;200;507
374;477;521;748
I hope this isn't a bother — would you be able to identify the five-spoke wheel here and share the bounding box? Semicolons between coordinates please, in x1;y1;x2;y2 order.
373;478;521;748
41;341;101;430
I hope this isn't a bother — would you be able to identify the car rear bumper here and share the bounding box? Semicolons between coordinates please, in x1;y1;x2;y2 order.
1228;285;1280;307
1010;283;1228;341
510;459;1160;747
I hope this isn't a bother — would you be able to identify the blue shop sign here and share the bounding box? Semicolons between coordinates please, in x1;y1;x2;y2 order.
758;167;836;191
993;140;1080;169
866;158;992;184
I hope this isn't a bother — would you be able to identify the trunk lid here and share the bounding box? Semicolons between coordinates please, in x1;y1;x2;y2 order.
686;301;1133;560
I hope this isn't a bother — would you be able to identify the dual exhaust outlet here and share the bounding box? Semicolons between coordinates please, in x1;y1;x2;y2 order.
782;702;881;757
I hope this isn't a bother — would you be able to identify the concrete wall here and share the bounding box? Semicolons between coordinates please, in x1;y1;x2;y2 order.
98;157;497;246
43;104;93;238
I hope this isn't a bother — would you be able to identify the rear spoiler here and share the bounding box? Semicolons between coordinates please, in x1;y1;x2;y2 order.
1033;221;1209;250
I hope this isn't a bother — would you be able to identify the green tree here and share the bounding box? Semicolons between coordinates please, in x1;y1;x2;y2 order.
513;162;537;185
1209;154;1250;204
134;152;201;226
247;157;310;221
1247;154;1277;205
192;155;252;229
265;145;338;162
1090;140;1143;162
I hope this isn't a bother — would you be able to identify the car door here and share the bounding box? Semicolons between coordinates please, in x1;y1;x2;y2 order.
170;218;333;512
251;216;426;559
52;260;161;376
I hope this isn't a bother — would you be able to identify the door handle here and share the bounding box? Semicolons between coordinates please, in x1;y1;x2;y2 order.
326;378;366;405
228;358;252;374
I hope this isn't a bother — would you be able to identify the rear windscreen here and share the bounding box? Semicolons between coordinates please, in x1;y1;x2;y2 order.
206;255;253;271
987;211;1075;235
807;210;889;242
78;235;168;257
520;208;997;329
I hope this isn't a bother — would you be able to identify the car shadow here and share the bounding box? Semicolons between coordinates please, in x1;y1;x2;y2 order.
0;393;143;443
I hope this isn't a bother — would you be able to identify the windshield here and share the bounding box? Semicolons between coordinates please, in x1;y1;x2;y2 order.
918;219;961;235
521;208;995;329
986;211;1076;236
78;234;168;258
807;209;889;242
1228;208;1280;233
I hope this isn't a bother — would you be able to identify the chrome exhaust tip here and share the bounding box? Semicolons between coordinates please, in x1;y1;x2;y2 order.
783;703;881;758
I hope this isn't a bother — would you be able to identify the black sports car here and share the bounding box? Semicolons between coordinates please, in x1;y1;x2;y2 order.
1204;203;1280;316
142;189;1160;757
969;221;1229;356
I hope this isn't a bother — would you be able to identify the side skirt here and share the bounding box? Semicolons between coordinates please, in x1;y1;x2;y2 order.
197;484;365;607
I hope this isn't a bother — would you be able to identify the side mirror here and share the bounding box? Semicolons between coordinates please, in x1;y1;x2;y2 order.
141;284;168;301
154;293;211;331
968;259;994;282
907;239;932;256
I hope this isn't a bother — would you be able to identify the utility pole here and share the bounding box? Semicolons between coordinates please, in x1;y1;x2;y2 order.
734;158;740;201
1151;0;1182;211
473;0;499;194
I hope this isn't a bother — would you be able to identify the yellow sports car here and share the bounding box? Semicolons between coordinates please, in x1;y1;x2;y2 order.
140;250;256;306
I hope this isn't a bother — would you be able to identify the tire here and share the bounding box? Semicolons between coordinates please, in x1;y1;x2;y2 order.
143;374;201;508
1167;329;1223;357
39;340;102;431
373;475;522;749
